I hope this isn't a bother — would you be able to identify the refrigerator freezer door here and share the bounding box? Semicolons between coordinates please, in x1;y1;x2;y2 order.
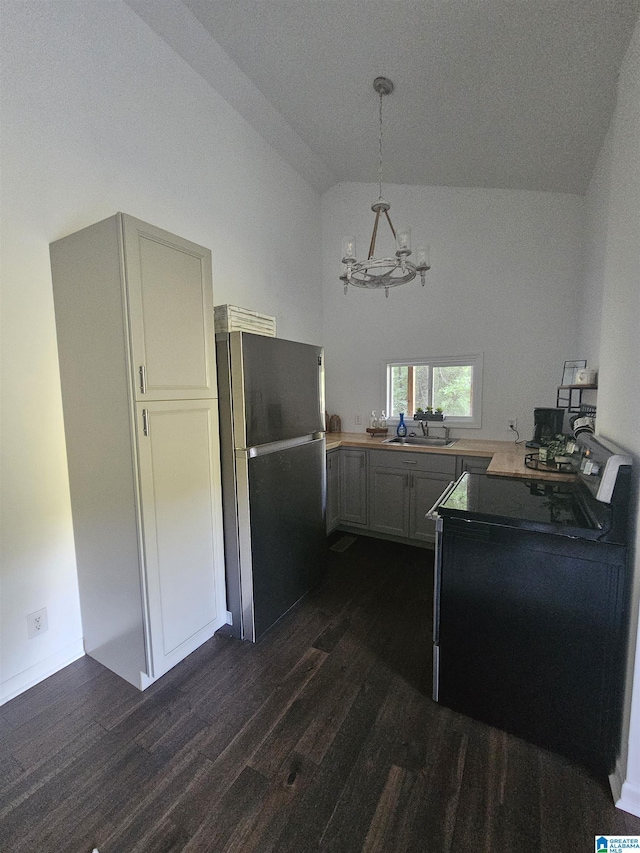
237;438;327;640
230;333;324;448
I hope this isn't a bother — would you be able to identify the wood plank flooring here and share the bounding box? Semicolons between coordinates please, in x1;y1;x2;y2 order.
2;535;640;852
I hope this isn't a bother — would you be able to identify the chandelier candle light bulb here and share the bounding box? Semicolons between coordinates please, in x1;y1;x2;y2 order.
342;236;356;264
340;77;431;297
396;228;411;254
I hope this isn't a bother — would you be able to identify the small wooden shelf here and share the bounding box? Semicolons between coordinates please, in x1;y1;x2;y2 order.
558;384;598;390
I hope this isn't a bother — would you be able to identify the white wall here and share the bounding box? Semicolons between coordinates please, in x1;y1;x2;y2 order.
578;19;640;816
0;1;322;702
322;183;584;440
578;126;613;370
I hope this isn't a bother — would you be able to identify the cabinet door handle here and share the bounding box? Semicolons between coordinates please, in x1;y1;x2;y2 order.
401;460;417;464
142;408;150;436
139;365;147;394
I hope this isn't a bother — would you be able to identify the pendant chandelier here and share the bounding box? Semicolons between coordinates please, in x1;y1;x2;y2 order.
340;77;431;298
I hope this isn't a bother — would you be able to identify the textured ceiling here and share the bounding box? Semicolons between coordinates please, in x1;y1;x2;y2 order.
128;0;639;194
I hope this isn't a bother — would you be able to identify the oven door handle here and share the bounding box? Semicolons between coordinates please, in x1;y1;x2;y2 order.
426;479;458;519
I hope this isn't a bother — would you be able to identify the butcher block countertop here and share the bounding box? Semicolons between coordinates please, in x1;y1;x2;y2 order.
325;432;576;483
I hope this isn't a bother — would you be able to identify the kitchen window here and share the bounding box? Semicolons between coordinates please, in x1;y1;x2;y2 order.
384;353;483;428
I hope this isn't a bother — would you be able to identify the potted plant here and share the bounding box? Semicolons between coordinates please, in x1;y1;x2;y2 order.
540;436;571;467
415;406;445;421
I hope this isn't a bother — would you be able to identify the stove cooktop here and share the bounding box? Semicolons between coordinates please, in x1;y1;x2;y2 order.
439;473;605;540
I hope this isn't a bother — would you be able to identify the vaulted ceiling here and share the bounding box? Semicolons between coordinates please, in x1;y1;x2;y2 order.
127;0;639;194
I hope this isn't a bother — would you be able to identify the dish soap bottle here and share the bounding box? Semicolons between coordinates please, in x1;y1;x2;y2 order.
379;410;387;430
396;412;407;437
369;411;379;429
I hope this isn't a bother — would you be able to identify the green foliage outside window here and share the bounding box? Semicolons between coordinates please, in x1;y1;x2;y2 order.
389;363;473;418
391;365;408;414
433;366;472;416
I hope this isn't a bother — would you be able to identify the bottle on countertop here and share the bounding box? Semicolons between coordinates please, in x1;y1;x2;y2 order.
379;410;387;430
369;411;379;429
397;412;407;437
329;413;341;433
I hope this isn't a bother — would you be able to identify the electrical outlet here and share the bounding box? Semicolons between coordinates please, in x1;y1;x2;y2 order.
354;414;362;425
508;418;518;431
27;607;48;639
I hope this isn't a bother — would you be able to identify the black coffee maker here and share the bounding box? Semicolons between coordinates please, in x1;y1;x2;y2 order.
526;408;565;447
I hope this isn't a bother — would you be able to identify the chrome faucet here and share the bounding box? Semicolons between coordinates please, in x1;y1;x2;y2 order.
419;420;450;441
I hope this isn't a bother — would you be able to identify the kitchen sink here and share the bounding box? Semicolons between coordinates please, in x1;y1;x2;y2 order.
383;436;458;448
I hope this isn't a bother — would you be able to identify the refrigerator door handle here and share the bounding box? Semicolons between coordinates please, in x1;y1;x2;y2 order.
247;434;323;458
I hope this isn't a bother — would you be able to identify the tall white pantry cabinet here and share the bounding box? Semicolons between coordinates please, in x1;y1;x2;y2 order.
50;213;227;689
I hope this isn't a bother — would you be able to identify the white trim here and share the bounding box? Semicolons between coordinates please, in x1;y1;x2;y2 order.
0;640;85;705
381;352;483;429
616;778;640;818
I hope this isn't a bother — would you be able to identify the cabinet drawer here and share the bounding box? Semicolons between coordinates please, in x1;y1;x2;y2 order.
368;448;456;475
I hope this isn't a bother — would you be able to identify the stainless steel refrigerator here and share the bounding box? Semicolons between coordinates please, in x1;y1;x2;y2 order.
216;331;327;641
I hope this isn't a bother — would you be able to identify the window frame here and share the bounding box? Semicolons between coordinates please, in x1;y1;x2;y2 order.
382;352;483;429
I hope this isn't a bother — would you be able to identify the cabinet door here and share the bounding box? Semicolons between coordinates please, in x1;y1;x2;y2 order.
340;449;368;526
369;466;409;537
136;400;226;678
410;471;453;543
326;451;341;533
124;215;217;401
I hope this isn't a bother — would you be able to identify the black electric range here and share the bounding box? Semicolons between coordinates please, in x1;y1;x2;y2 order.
436;432;632;543
429;433;633;773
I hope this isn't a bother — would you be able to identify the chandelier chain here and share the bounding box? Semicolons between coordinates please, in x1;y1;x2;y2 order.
378;89;384;201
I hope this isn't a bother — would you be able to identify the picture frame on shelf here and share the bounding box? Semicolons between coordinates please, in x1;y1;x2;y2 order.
561;359;587;386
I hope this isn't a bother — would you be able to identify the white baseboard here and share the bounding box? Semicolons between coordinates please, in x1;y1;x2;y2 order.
616;778;640;818
0;639;85;705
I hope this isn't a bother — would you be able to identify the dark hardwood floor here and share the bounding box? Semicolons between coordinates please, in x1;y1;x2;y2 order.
2;535;639;852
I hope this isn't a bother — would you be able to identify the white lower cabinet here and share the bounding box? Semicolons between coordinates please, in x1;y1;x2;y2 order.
340;449;368;526
136;401;225;679
326;449;341;533
408;470;453;542
331;446;459;545
368;450;456;545
368;467;409;538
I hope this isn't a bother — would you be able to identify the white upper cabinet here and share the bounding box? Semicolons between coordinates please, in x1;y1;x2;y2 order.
122;215;217;401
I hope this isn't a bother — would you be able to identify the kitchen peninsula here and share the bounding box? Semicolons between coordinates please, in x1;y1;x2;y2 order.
325;432;576;546
325;432;576;483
